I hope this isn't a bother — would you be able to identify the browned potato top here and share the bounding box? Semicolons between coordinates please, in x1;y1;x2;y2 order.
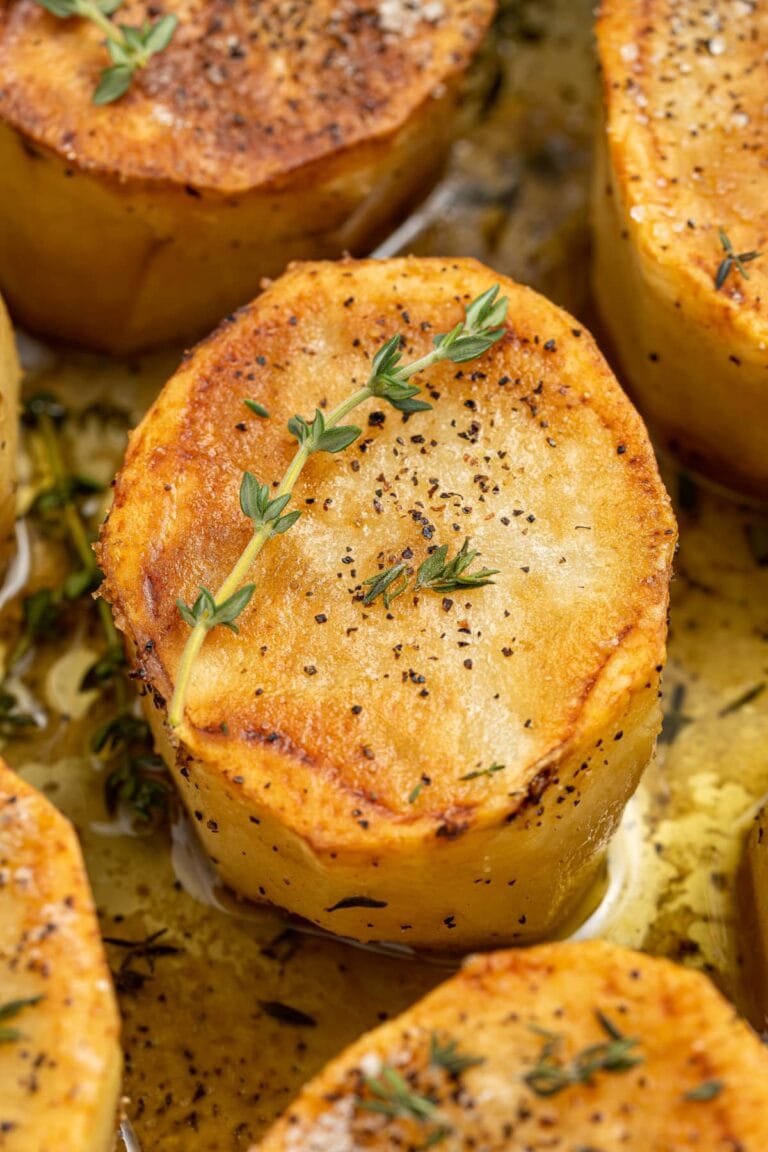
257;939;768;1151
0;0;494;192
99;257;675;855
598;0;768;329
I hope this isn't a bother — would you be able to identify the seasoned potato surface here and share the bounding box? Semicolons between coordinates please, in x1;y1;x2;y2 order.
0;759;121;1151
256;939;768;1151
0;0;494;350
594;0;768;500
99;256;676;949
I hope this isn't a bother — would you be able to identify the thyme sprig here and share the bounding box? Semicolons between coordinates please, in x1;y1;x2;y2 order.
429;1032;485;1076
35;0;177;104
715;228;762;291
358;1067;451;1147
170;285;509;728
21;394;169;828
459;761;505;782
0;996;43;1044
523;1012;643;1097
362;538;499;608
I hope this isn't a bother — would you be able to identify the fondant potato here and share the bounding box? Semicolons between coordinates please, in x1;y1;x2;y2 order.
0;760;121;1151
594;0;768;500
0;0;494;352
99;256;676;950
257;939;768;1151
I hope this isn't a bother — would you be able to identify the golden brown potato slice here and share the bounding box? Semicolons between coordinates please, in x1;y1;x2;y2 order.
593;0;768;501
0;294;19;570
0;0;494;353
98;256;676;950
256;939;768;1152
0;759;121;1151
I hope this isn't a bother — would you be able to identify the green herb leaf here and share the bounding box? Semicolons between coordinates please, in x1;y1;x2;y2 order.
63;567;101;600
415;538;499;593
362;562;411;608
371;333;403;377
0;996;43;1044
36;0;77;16
271;509;301;535
263;493;292;522
244;399;270;418
209;584;256;632
93;63;135;105
142;12;177;55
315;425;362;453
239;472;266;521
683;1079;723;1101
460;762;505;781
287;413;311;445
35;0;178;104
715;228;762;290
359;1067;437;1121
429;1032;485;1076
523;1012;643;1097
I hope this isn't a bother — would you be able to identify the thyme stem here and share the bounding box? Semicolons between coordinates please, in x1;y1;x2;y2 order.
168;385;372;727
169;285;509;729
36;410;122;660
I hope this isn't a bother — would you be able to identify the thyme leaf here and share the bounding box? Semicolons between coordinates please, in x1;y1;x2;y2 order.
715;228;762;291
362;562;411;608
35;0;177;104
428;1032;485;1076
19;393;171;829
363;538;498;609
170;285;509;727
357;1066;452;1145
459;761;505;782
683;1079;723;1101
244;399;270;418
92;713;170;825
523;1012;643;1097
0;996;43;1044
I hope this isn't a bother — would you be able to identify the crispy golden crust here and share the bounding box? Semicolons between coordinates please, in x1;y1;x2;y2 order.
594;0;768;497
256;939;768;1151
0;0;494;193
99;256;676;946
0;759;121;1151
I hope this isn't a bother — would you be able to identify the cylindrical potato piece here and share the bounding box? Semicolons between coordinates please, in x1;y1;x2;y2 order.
99;257;676;950
0;759;122;1151
257;939;768;1152
0;294;19;570
0;0;494;353
593;0;768;501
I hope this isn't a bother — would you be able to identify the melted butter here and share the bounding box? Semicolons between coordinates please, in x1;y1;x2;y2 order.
2;1;768;1147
